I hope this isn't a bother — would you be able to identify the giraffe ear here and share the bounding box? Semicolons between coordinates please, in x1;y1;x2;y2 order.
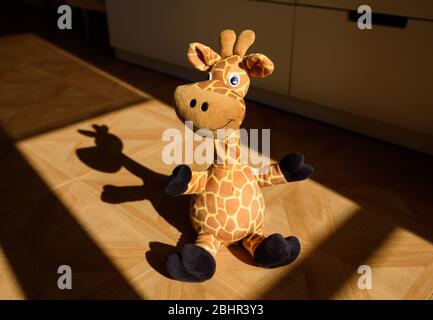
187;42;221;72
243;53;274;78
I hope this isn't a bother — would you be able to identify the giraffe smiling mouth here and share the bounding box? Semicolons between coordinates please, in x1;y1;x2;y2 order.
189;119;235;131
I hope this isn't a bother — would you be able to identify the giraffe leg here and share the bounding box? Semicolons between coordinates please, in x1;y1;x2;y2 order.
166;234;220;282
242;231;266;257
195;233;221;257
243;230;301;268
253;233;301;268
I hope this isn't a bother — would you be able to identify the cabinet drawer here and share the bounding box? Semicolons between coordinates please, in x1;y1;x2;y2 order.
107;0;294;95
291;6;433;136
297;0;433;21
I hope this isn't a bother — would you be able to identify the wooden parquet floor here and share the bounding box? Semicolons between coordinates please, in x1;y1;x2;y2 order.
0;34;433;299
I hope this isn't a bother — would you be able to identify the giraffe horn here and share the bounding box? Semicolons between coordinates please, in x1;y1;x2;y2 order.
234;30;255;57
220;29;236;58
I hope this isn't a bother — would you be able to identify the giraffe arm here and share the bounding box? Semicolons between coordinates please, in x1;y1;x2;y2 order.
184;170;208;195
254;153;313;188
165;165;208;196
253;163;287;188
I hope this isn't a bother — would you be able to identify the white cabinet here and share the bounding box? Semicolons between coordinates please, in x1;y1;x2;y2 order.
106;1;433;154
297;0;433;20
291;6;433;136
106;0;295;95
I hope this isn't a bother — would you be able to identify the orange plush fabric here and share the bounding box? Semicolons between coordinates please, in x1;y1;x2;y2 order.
173;30;285;256
166;30;313;282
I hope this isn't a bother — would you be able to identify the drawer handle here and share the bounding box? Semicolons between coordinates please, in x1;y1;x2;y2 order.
348;11;408;28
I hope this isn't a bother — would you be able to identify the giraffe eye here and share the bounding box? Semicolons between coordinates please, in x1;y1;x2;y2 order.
227;72;240;87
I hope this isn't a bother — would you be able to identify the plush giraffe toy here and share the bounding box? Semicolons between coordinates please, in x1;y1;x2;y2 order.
165;29;313;282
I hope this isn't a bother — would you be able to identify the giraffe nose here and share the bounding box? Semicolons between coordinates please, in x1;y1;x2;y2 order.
201;102;209;112
189;98;209;112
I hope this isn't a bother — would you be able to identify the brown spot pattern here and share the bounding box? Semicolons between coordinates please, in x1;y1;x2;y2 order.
180;37;292;258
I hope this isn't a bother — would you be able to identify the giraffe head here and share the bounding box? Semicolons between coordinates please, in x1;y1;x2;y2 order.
174;29;274;135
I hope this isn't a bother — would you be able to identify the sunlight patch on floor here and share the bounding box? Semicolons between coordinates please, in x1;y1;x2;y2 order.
0;245;25;299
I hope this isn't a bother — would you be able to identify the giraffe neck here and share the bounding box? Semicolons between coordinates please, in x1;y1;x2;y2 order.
213;130;243;168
